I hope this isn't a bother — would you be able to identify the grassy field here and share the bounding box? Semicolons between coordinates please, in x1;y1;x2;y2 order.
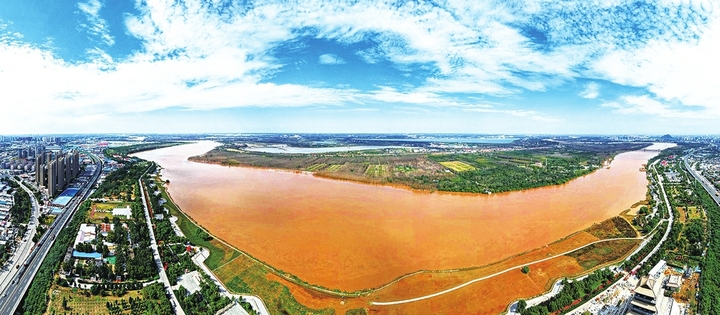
438;161;476;172
567;239;639;270
45;285;143;315
688;206;704;220
94;202;131;210
677;206;704;223
324;164;342;172
214;256;334;315
91;202;132;222
585;217;638;239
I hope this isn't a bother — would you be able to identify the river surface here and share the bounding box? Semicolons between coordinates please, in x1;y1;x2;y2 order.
133;141;673;291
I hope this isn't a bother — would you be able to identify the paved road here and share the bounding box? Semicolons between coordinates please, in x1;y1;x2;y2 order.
684;156;720;207
371;236;642;306
0;179;41;293
191;248;271;315
636;161;673;267
569;160;674;314
0;152;102;314
137;168;186;315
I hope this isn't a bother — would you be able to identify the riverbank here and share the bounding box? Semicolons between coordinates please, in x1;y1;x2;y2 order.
188;142;647;195
157;171;647;314
132;142;670;314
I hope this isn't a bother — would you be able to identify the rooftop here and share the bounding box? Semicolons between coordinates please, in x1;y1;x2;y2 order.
174;270;203;295
112;206;132;218
72;251;102;260
74;223;96;245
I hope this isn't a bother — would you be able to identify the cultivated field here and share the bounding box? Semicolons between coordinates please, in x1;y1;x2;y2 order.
439;160;476;172
45;286;143;315
365;164;388;177
190;142;645;193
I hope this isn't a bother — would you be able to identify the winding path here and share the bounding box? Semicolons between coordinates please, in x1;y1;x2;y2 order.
371;236;642;306
374;158;675;307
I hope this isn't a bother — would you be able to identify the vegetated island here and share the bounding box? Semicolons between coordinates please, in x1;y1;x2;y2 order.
104;142;184;159
189;140;649;194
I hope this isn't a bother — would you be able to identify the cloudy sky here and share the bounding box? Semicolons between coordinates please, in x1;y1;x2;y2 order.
0;0;718;135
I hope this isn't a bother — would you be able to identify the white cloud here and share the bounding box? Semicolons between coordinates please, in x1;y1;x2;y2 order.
579;82;600;99
367;87;558;121
589;13;720;112
368;87;452;105
318;53;346;65
601;95;718;119
77;0;114;46
1;0;718;133
463;107;560;122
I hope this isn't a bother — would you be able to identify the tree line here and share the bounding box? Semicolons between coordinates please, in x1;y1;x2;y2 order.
520;268;615;315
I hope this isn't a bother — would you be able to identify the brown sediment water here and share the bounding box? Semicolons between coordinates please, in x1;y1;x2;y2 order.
133;141;672;292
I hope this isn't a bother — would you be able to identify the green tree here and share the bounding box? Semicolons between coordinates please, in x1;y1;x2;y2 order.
517;300;527;313
521;266;530;274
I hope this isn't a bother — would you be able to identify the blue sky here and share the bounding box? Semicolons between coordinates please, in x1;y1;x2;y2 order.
0;0;718;135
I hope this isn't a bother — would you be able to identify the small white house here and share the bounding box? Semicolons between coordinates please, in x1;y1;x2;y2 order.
112;206;132;219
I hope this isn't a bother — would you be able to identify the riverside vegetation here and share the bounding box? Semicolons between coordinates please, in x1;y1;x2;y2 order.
193;142;647;193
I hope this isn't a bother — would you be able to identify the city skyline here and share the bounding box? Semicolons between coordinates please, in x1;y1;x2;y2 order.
1;1;719;135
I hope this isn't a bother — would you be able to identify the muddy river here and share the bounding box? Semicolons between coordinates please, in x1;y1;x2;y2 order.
133;142;672;291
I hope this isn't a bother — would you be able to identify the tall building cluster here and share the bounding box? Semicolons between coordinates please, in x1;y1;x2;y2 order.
35;149;81;196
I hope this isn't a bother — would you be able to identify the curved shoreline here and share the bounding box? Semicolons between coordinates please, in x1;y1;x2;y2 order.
159;179;645;299
133;142;668;311
187;155;606;198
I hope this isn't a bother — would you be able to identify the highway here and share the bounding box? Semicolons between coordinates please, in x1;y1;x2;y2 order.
137;166;186;315
684;156;720;208
0;179;42;293
0;152;102;315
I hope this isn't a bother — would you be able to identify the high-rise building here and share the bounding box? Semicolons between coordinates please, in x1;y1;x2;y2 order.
73;151;80;177
64;156;72;187
36;150;82;197
48;158;58;196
